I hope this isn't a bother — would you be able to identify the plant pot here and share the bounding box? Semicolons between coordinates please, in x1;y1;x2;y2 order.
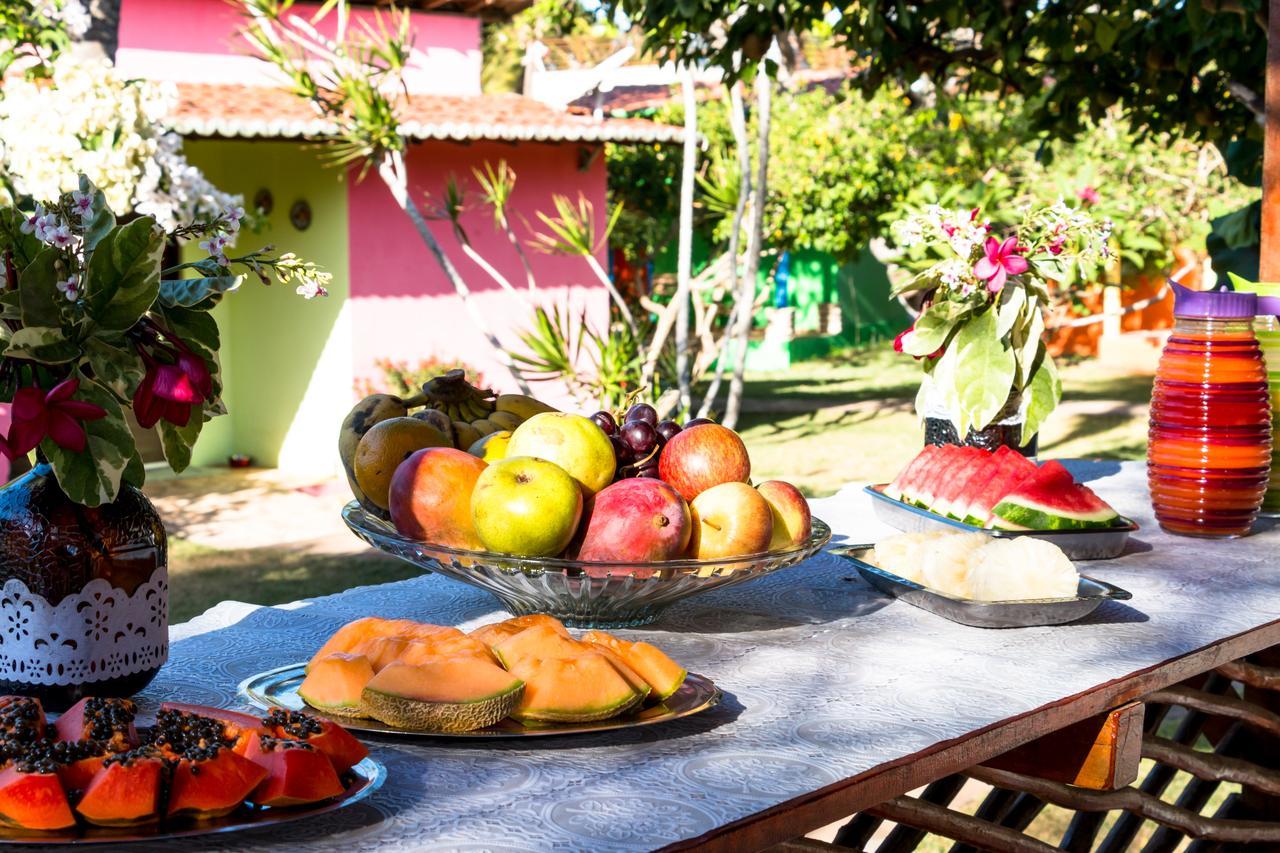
0;464;167;710
921;391;1038;458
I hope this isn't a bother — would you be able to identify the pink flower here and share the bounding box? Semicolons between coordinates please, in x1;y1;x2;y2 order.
70;191;94;221
1077;186;1100;206
133;348;213;429
973;236;1029;294
2;379;108;458
1047;235;1066;256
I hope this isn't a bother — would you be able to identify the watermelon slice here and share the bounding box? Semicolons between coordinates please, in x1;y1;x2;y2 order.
957;446;1038;526
912;445;967;508
884;445;938;501
900;447;947;505
927;448;989;517
991;461;1120;530
933;450;998;519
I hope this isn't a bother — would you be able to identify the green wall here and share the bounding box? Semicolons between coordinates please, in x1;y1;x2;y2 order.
181;140;351;471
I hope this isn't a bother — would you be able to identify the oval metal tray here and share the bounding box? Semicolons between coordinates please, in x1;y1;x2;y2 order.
0;756;385;845
240;663;722;738
864;484;1138;560
833;546;1133;628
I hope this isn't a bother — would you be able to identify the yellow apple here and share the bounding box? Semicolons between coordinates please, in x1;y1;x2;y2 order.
756;480;812;550
471;456;583;557
468;430;512;463
687;481;773;559
507;413;615;494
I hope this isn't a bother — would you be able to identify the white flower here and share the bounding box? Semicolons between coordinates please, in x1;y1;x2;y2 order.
55;274;79;301
891;218;924;248
295;278;329;300
45;223;75;250
18;205;45;235
937;259;969;288
70;190;94;221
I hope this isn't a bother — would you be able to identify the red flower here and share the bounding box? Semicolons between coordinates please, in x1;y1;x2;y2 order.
1077;185;1100;206
134;352;210;429
893;324;944;360
973;236;1029;294
2;379;108;458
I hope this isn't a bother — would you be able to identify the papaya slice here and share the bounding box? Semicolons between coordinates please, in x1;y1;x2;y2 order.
469;614;568;650
156;703;268;755
51;741;111;792
74;747;166;826
0;765;75;830
167;745;267;820
54;697;139;752
581;631;688;700
0;697;46;747
492;624;589;669
506;652;644;723
262;709;368;774
299;653;375;718
309;619;462;670
243;734;344;807
361;659;524;732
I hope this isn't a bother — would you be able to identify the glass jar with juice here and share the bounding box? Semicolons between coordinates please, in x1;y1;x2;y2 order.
1148;282;1279;538
1227;276;1280;515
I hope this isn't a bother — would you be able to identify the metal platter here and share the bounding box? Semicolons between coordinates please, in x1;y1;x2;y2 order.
0;757;385;845
240;663;722;738
864;484;1139;560
834;546;1133;629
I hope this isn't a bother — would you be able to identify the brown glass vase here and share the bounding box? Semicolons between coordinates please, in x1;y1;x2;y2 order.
0;463;167;711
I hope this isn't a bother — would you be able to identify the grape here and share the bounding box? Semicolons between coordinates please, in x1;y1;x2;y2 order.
655;420;682;442
621;420;658;458
624;403;658;426
609;435;634;466
591;411;617;436
685;417;715;428
636;464;661;479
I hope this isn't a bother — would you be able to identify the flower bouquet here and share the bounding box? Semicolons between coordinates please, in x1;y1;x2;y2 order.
889;202;1112;446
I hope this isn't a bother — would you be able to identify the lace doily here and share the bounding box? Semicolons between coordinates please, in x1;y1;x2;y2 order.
0;567;168;686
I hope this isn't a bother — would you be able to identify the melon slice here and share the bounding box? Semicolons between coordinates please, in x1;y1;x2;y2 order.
581;631;687;700
898;448;945;505
927;448;989;518
397;634;497;666
492;624;589;669
958;446;1038;525
991;461;1119;530
469;614;569;651
506;653;645;723
299;653;375;718
309;618;462;670
361;659;524;732
913;445;966;508
884;445;938;501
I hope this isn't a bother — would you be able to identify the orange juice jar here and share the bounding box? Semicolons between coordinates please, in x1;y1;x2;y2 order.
1148;283;1278;537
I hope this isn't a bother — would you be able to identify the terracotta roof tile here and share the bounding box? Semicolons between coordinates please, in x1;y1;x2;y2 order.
166;82;683;145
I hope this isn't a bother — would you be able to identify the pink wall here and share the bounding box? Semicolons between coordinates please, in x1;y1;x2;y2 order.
117;0;482;94
347;140;610;404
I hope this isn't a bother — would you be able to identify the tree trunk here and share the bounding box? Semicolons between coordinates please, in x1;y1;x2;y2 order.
723;71;772;430
377;151;532;394
674;65;699;413
700;81;752;418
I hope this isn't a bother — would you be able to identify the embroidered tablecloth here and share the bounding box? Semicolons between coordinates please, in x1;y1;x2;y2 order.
86;460;1280;851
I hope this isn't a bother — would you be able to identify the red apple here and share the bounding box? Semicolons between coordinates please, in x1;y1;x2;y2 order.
756;480;812;550
389;447;487;548
687;481;773;559
658;424;751;503
573;479;691;570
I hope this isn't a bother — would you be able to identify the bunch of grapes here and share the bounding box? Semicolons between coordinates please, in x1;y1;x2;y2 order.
591;403;715;482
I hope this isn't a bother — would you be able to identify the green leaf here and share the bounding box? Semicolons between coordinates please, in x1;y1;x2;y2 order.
41;375;136;507
995;286;1026;340
122;450;147;490
83;219;164;332
1017;303;1046;387
1021;349;1061;444
78;176;115;253
0;210;43;270
904;302;967;357
158;415;204;474
951;308;1017;433
5;326;81;363
18;248;66;328
83;337;145;402
158;275;244;309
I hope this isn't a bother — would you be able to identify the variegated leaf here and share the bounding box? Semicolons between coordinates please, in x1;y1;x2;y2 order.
158;416;204;474
5;326;81;363
83;218;164;332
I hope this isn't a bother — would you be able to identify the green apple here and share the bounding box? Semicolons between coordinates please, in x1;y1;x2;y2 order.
507;412;615;494
471;456;584;557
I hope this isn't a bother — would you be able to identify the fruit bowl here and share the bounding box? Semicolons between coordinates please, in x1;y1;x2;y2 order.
342;501;831;627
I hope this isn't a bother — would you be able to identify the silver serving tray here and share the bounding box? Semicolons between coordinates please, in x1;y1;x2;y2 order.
240;663;722;738
864;484;1138;560
833;546;1133;628
0;757;385;845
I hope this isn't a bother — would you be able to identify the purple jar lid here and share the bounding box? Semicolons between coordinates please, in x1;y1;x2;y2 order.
1170;279;1280;318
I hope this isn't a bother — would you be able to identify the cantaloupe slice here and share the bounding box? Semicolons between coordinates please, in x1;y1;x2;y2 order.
585;646;652;702
582;631;687;700
349;635;418;672
309;618;462;670
492;624;589;669
396;634;497;666
469;614;569;650
506;653;644;723
360;659;524;732
298;653;375;718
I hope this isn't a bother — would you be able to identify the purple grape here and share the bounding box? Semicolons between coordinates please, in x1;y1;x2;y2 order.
625;403;658;426
609;435;634;466
655;420;682;442
636;464;661;479
591;411;617;436
685;417;715;428
621;420;658;458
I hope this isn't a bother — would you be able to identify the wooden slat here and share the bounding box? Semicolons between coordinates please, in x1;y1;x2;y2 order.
658;624;1280;853
866;796;1056;853
982;702;1143;790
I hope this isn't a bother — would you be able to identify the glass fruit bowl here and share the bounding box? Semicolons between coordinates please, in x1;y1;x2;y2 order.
342;501;831;627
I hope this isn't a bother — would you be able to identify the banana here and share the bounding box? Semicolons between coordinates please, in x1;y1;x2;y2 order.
470;418;501;437
412;408;456;446
420;369;496;421
453;420;482;450
339;393;425;517
494;394;558;420
486;410;522;431
462;398;491;422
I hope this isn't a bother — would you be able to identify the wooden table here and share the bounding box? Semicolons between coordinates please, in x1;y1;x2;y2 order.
149;459;1280;852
